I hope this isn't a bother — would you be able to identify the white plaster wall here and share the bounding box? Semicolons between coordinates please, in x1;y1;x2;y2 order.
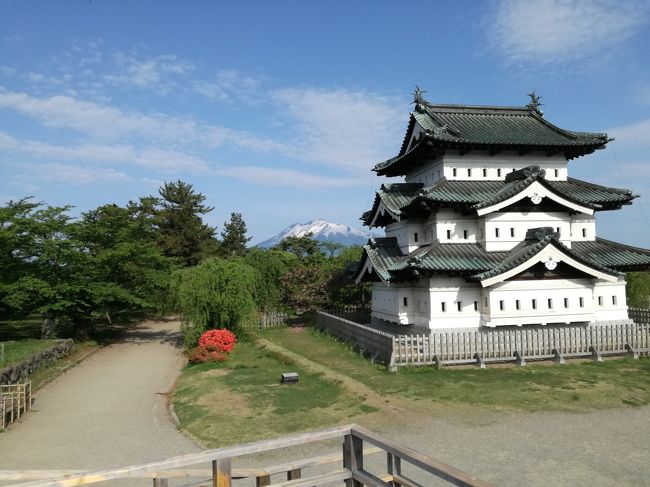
482;278;596;327
570;215;597;241
482;211;573;251
434;210;479;243
404;151;568;182
427;277;482;328
385;221;426;253
593;279;628;321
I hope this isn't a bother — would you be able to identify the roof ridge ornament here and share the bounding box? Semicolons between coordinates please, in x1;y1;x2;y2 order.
526;91;544;116
412;85;428;113
525;227;558;241
505;164;546;182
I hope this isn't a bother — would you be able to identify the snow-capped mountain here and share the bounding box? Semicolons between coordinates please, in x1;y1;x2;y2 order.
257;219;378;248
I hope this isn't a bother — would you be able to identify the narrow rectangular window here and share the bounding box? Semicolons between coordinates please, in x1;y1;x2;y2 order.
499;300;504;311
467;168;472;177
579;297;584;308
463;229;468;239
564;298;569;308
495;228;500;238
414;232;419;242
532;299;537;310
457;301;462;312
556;227;560;236
441;302;446;312
484;297;488;307
554;169;559;177
515;299;520;310
403;297;408;307
582;228;587;238
497;168;502;177
474;301;479;311
479;229;484;239
598;296;603;306
483;168;487;177
446;229;452;239
452;168;457;177
612;295;617;305
510;228;515;238
548;298;553;309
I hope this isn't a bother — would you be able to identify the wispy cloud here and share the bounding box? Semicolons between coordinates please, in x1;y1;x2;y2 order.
217;166;366;189
105;52;195;93
606;118;650;148
488;0;649;64
272;87;405;173
193;69;264;103
25;163;132;185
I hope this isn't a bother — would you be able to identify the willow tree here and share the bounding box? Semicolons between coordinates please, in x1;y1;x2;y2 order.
172;258;259;347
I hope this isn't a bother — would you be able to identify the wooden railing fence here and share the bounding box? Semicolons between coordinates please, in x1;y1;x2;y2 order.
316;312;650;370
240;311;288;330
629;307;650;324
1;424;493;487
1;381;31;429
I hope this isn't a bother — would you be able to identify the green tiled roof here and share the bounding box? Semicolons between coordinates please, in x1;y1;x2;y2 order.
355;229;650;283
573;238;650;271
361;169;635;226
375;102;610;176
470;228;618;281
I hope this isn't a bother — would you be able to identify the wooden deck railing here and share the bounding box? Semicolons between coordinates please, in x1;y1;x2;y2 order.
1;424;493;487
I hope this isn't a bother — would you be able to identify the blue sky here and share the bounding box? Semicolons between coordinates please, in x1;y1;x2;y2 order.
1;0;649;246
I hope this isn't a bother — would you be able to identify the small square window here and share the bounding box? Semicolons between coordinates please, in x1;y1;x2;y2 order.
548;298;553;309
579;297;584;308
564;298;569;308
515;299;520;310
446;229;452;239
499;300;505;311
532;299;537;310
441;302;446;312
457;301;462;312
474;301;479;311
403;297;408;307
483;168;487;177
612;295;617;305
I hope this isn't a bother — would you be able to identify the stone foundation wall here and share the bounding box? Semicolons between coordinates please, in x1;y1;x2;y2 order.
0;339;74;385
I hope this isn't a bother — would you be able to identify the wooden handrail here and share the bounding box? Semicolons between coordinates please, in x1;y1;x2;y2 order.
5;424;493;487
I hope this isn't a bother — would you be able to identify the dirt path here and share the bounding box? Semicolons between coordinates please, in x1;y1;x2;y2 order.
0;320;199;474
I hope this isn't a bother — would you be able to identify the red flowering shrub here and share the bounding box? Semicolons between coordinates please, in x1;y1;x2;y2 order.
198;329;237;353
188;329;237;364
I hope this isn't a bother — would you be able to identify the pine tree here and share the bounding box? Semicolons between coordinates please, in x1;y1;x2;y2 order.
220;212;251;257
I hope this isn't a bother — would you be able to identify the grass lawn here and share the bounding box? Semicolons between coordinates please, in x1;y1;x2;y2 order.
260;326;650;413
172;334;378;448
0;339;60;368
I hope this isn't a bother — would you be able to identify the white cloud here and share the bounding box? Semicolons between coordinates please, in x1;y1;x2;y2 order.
488;0;649;64
193;69;264;103
272;87;405;173
606;118;650;148
217;166;366;189
105;52;195;93
25;163;131;185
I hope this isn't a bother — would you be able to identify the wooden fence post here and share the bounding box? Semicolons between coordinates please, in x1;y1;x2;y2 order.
343;434;363;487
212;458;232;487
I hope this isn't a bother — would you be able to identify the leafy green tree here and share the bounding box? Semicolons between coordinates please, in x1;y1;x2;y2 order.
276;233;324;265
627;272;650;308
318;240;344;258
243;248;290;311
324;245;370;308
172;258;259;347
280;266;327;313
220;212;251;257
156;180;218;266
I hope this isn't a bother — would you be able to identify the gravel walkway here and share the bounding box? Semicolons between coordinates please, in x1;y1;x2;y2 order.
0;320;199;477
